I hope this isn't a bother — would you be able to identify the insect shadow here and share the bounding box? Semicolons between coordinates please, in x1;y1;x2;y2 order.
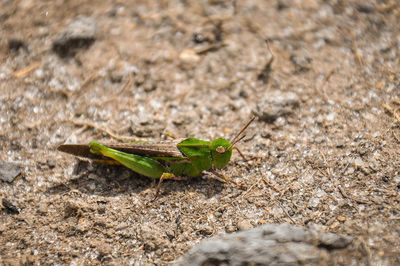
47;160;225;199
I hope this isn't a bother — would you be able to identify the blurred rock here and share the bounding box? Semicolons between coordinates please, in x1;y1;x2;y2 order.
277;0;290;10
64;200;84;218
225;225;237;233
193;20;223;44
197;225;214;236
47;159;56;169
356;4;374;13
317;230;351;249
175;223;352;266
315;27;337;45
260;127;272;138
2;198;20;215
37;202;48;215
172;115;194;126
8;38;28;52
253;91;299;122
0;161;21;183
52;16;98;57
290;52;312;73
257;56;274;83
237;219;252;231
140;224;169;251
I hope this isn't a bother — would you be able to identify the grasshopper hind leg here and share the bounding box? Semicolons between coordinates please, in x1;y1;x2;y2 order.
152;173;192;201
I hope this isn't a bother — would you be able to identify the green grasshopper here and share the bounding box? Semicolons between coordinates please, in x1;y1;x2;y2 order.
58;117;255;200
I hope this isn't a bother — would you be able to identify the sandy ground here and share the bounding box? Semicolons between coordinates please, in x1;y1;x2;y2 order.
0;0;399;265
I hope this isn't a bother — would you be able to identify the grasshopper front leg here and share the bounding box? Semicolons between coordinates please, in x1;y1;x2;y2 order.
209;168;247;190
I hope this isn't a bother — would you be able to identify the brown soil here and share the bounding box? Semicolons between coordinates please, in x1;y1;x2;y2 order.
1;0;399;265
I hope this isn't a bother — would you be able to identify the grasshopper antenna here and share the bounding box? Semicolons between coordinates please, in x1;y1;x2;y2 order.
227;117;255;161
231;134;246;147
229;116;255;146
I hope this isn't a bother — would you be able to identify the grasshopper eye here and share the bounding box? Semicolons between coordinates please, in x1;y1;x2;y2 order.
216;146;225;154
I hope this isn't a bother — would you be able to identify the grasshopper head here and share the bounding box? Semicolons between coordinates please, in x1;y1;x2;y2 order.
211;117;255;168
210;138;233;168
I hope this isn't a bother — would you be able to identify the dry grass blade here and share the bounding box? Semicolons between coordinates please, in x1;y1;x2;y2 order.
70;119;143;142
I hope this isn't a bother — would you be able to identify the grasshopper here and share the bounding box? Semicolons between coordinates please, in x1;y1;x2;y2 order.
58;117;255;200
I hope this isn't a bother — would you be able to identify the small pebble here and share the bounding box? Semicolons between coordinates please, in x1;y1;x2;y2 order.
76;219;91;233
52;16;98;57
2;198;20;214
253;90;300;123
225;225;237;233
0;223;7;232
37;202;48;215
141;224;169;251
8;38;28;52
290;52;312;73
0;161;22;183
64;201;83;218
90;240;112;256
47;159;56;169
237;220;253;231
198;225;213;236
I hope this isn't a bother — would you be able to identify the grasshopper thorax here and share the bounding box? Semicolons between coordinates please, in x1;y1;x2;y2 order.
210;138;233;168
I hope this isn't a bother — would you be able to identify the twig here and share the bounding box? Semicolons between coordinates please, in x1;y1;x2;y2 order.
390;99;400;106
194;42;227;54
262;176;282;194
352;39;363;68
69;119;142;142
392;130;400;143
310;157;369;205
239;176;262;199
279;202;296;224
80;73;99;92
383;102;400;125
98;72;133;105
12;62;40;78
279;174;298;196
319;67;336;94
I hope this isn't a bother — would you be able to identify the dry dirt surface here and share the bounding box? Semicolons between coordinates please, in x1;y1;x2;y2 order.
1;0;399;265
